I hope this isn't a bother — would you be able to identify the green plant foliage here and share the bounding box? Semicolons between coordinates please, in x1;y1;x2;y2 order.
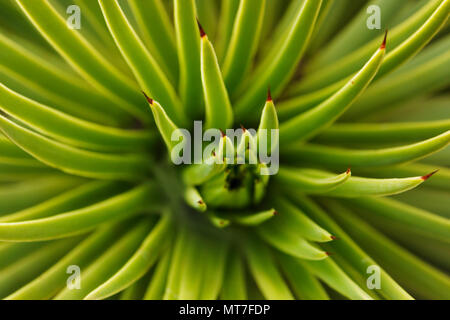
0;0;448;300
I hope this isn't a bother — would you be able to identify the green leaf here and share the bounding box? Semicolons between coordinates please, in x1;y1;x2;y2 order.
327;202;450;299
225;208;277;226
201;31;234;130
98;0;186;126
321;175;427;197
276;167;351;193
278;252;329;300
298;0;444;92
290;195;412;300
314;120;450;145
235;0;323;120
0;180;123;223
0;237;81;299
0;114;151;180
16;0;148;121
257;220;329;260
85;214;173;300
257;94;279;155
0;183;157;241
0;83;155;152
220;250;247;300
283;131;450;167
270;197;333;242
183;187;207;212
128;0;178;84
344;197;450;243
6;221;130;300
0;176;83;215
280;41;385;144
143;245;172;300
302;258;373;300
174;0;204;119
244;236;294;300
0;32;130;125
55;219;154;300
222;0;265;94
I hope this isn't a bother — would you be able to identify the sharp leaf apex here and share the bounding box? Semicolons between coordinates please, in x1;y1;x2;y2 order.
422;169;439;180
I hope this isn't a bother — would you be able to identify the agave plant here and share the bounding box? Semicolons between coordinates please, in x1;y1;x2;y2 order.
0;0;449;300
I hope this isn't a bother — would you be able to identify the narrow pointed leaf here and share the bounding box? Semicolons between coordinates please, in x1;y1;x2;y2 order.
280;42;385;143
0;184;157;241
276;167;351;193
201;32;233;130
284;131;450;167
244;236;294;300
85;215;173;300
0;115;151;180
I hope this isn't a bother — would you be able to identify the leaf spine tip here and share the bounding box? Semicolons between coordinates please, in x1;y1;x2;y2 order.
380;30;388;49
240;124;246;132
197;19;206;38
346;168;351;174
422;169;439;180
198;200;204;205
142;91;153;105
330;235;338;240
267;86;272;102
273;210;279;216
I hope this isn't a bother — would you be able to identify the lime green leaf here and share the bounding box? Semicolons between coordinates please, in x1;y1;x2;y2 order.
220;250;247;300
201;31;234;130
283;131;450;167
276;167;351;193
235;0;322;120
0;83;154;152
278;252;329;300
222;0;265;93
0;115;151;180
0;237;81;299
328;202;450;300
128;0;178;84
280;42;385;143
244;236;294;300
0;184;157;241
6;221;130;300
85;215;173;300
98;0;186;126
345;197;450;243
55;219;154;300
174;0;204;118
290;195;412;300
16;0;148;120
0;180;122;223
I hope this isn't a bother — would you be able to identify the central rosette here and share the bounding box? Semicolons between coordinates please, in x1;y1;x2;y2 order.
144;91;279;218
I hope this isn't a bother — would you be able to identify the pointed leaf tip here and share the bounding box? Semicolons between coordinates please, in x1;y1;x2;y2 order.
267;86;272;102
421;169;439;180
240;124;247;132
142;91;153;105
330;236;338;240
380;30;388;50
273;210;279;216
346;168;351;174
197;19;206;38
